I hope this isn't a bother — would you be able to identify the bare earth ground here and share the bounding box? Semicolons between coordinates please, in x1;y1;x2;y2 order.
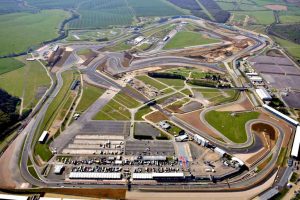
265;4;288;11
217;95;253;112
175;109;222;140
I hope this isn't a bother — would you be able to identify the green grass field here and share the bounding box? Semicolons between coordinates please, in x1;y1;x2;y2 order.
0;58;24;75
163;31;220;50
103;41;131;52
273;36;300;60
155;78;185;88
76;84;106;113
135;106;153;120
136;75;167;90
113;92;141;109
0;57;50;110
0;10;69;56
93;99;131;120
68;0;183;29
233;11;274;25
205;111;259;143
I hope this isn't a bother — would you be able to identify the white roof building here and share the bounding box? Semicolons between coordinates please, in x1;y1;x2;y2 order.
38;131;48;143
132;172;184;180
250;76;263;82
263;104;299;126
54;164;64;174
175;134;188;142
133;36;145;45
0;194;28;200
159;121;171;129
291;126;300;158
69;172;121;179
214;147;226;157
142;156;167;161
256;88;272;101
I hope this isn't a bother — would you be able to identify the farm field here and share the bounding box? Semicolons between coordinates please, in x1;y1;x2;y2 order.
0;58;24;75
0;57;50;111
68;0;183;29
0;10;69;56
163;31;220;50
270;24;300;45
75;83;106;113
232;11;274;25
136;75;167;90
205;111;259;143
93;99;131;121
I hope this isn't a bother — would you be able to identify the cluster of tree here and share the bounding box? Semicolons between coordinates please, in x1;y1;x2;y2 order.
0;89;20;135
148;72;186;80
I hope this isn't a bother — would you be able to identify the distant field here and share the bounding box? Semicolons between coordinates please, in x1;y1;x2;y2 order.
68;0;183;29
205;111;259;143
163;31;220;50
0;58;24;75
0;58;50;110
0;10;69;56
233;11;274;25
76;83;106;113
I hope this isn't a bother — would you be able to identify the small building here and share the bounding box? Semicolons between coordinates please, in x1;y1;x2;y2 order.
256;88;272;101
38;131;48;143
245;72;258;77
159;121;171;129
291;126;300;158
133;36;145;45
142;156;167;161
214;147;226;157
194;134;208;146
54;164;64;174
175;134;188;142
250;76;263;83
231;157;245;167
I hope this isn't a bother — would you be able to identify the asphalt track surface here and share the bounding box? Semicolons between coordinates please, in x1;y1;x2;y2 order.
16;16;289;191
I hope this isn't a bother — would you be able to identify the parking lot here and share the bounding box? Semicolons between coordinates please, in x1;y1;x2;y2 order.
125;140;175;156
80;121;130;137
135;122;160;138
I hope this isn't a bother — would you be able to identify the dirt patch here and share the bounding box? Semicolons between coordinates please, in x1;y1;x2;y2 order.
258;109;294;148
217;95;253;112
265;4;288;11
266;49;284;57
252;123;277;141
145;111;168;123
